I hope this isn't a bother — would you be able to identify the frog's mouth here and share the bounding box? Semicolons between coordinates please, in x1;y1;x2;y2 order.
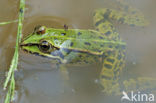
20;43;64;63
20;43;38;46
20;43;47;57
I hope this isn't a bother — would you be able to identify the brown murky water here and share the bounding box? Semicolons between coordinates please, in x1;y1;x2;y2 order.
0;0;156;103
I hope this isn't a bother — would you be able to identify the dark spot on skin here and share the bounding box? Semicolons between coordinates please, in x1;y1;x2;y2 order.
101;75;112;80
107;58;115;64
84;42;91;46
109;45;113;48
61;33;66;36
105;31;111;36
77;32;82;35
70;42;74;46
104;64;112;69
95;19;105;26
107;50;112;55
118;18;125;24
117;54;122;60
63;48;71;55
103;9;111;20
19;8;23;13
79;55;82;58
102;53;107;58
99;36;104;39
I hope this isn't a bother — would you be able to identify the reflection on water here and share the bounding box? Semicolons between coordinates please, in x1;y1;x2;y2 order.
0;0;156;103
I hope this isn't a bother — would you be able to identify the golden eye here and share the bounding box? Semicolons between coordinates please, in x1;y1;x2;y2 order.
34;26;46;34
39;41;51;52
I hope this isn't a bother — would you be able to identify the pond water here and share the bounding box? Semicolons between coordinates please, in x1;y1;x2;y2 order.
0;0;156;103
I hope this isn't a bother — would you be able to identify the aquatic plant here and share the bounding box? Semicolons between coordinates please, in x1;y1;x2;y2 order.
0;0;25;102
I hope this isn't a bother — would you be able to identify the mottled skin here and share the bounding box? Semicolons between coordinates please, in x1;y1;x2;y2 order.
21;0;156;95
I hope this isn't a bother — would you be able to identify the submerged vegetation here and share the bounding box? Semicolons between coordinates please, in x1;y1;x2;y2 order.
0;0;25;103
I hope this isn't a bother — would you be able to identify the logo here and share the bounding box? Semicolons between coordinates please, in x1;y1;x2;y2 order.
121;91;155;102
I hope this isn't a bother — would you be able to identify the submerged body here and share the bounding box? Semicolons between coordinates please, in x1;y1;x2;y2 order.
21;0;156;95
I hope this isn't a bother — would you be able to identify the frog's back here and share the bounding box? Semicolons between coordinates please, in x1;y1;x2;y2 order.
46;28;126;56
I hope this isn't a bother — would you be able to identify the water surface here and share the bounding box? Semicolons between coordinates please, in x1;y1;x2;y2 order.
0;0;156;103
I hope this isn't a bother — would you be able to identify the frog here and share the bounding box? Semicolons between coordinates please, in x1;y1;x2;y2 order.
20;0;156;95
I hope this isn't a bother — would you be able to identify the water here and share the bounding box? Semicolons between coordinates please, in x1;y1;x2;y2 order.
0;0;156;103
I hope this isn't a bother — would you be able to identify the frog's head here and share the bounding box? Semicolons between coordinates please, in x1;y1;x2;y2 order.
20;26;63;62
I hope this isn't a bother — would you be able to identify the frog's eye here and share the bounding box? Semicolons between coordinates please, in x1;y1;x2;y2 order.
34;26;46;34
39;41;52;52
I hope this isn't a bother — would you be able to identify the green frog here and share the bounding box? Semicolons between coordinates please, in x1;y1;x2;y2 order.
20;0;156;95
